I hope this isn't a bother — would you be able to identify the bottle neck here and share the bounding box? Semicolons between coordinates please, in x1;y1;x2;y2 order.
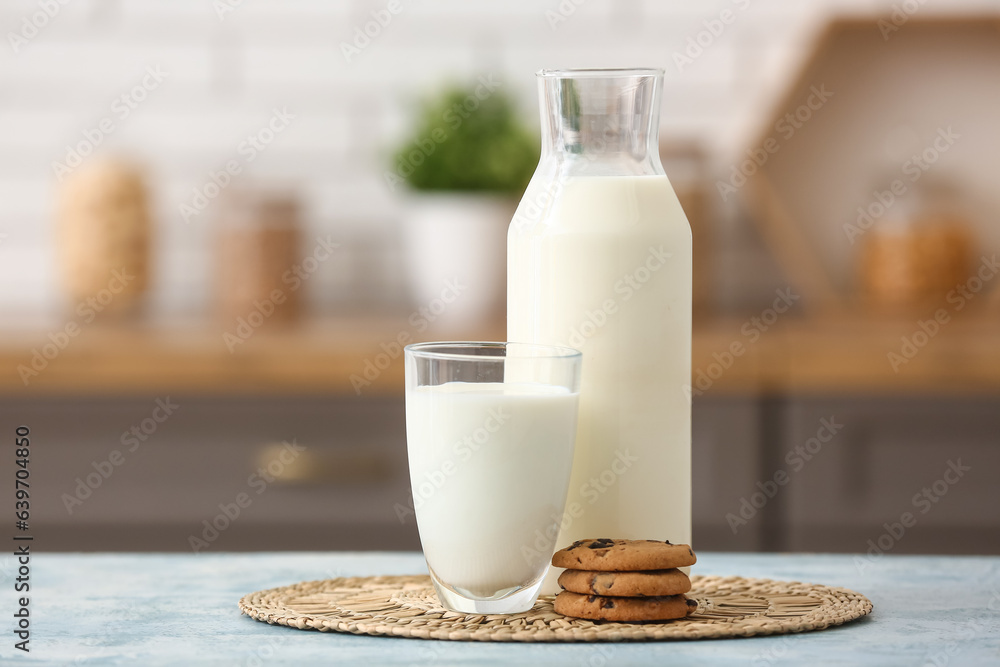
537;70;663;174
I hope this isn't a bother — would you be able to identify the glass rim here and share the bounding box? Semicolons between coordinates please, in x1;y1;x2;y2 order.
536;67;664;79
404;341;582;362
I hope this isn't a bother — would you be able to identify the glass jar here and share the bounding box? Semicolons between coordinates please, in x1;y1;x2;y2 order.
57;158;151;316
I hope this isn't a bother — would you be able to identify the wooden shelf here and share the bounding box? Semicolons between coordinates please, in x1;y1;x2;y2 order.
2;314;999;397
750;314;1000;395
0;316;446;397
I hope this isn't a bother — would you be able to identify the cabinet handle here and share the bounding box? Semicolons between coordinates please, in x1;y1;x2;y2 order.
254;443;392;484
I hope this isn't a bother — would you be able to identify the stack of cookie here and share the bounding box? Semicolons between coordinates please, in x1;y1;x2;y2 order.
551;538;698;622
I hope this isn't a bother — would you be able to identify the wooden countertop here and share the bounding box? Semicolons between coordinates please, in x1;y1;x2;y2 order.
2;313;999;396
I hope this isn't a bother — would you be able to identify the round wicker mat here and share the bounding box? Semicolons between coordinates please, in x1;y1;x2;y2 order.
240;574;872;642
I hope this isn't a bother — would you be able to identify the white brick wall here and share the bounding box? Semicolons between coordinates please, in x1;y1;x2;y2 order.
0;0;996;315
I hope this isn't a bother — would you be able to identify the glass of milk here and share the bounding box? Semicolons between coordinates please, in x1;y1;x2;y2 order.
404;341;581;613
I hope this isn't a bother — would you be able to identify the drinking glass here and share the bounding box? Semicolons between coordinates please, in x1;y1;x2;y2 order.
404;342;582;613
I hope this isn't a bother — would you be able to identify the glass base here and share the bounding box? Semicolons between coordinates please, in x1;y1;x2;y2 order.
429;570;545;614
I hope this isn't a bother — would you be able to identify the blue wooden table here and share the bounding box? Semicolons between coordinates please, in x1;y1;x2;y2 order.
1;552;998;665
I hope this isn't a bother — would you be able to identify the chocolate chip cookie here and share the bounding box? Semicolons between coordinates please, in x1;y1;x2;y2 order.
558;568;691;597
553;591;697;622
551;538;697;571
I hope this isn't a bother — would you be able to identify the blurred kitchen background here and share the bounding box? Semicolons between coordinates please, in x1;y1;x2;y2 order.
1;0;998;555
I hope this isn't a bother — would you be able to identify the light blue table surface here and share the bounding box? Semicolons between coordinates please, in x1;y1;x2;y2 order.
1;551;998;666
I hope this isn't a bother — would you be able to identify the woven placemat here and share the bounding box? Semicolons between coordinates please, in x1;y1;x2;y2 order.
239;574;872;642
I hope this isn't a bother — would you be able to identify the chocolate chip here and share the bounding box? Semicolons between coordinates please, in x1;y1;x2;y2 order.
688;547;694;556
589;574;598;593
587;538;615;549
686;599;698;607
600;598;615;609
664;540;672;545
587;595;596;603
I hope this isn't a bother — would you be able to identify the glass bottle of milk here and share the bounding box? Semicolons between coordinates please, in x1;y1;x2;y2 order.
507;69;692;584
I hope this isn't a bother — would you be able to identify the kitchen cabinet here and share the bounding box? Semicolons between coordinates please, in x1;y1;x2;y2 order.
3;314;998;552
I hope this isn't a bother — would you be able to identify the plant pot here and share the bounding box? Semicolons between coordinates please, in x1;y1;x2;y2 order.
400;192;514;332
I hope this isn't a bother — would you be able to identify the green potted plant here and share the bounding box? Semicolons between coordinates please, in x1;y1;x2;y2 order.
389;82;538;329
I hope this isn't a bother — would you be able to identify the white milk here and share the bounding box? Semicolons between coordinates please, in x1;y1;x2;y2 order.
406;381;579;597
508;175;692;563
